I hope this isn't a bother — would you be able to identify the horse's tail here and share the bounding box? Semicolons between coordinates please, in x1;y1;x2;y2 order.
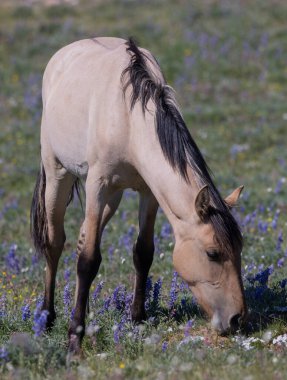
30;162;48;256
31;163;83;255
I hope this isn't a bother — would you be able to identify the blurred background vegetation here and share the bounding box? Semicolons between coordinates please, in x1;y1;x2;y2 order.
0;1;286;379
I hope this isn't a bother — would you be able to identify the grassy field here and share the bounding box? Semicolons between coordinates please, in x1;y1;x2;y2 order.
0;0;287;379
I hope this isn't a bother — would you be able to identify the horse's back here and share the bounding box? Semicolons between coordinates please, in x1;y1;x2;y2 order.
41;38;132;177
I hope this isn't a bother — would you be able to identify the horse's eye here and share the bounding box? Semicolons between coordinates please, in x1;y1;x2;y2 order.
206;250;220;261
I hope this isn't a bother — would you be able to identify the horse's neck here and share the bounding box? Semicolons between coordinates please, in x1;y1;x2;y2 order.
130;107;198;238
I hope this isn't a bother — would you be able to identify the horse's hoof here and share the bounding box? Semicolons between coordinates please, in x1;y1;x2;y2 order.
67;334;83;357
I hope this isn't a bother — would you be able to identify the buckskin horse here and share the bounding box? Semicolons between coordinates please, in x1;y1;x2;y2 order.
31;37;246;353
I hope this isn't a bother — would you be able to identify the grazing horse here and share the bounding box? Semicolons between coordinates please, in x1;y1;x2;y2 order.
31;37;246;354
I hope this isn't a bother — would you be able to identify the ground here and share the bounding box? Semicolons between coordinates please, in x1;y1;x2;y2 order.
0;0;287;379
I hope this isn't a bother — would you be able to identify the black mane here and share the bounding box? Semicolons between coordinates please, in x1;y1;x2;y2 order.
122;38;243;255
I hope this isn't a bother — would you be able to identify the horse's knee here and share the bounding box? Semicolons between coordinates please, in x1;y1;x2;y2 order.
77;250;102;279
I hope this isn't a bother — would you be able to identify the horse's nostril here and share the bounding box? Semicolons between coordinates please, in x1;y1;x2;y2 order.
229;313;242;331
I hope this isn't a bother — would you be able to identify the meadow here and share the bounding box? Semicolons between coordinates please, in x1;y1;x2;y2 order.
0;0;287;379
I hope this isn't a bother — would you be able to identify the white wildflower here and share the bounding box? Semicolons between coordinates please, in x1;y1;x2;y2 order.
272;334;287;347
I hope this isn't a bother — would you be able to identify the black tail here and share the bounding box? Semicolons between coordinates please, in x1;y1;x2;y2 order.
30;163;82;255
30;163;48;255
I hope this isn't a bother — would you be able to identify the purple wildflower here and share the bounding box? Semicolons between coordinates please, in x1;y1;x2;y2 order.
162;341;168;352
257;220;268;234
169;271;178;310
230;144;249;158
160;222;172;239
277;257;285;268
108;245;115;261
32;307;48;337
64;268;71;282
145;276;153;309
271;210;280;229
184;319;194;337
274;178;285;194
152;278;162;308
121;210;127;221
276;230;284;251
5;244;20;274
101;295;111;313
63;283;71;315
0;346;9;365
0;294;6;318
254;286;266;300
113;314;127;344
253;267;273;286
21;303;31;321
31;254;39;267
124;292;133;316
112;285;126;311
280;279;287;288
92;280;104;302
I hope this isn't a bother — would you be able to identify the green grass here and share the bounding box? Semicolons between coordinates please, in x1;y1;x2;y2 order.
0;0;287;379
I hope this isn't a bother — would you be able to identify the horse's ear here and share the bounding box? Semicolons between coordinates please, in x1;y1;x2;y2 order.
225;185;244;208
195;185;210;221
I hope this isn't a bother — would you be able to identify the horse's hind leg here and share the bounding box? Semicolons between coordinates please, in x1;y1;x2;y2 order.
131;190;158;322
43;163;75;328
68;172;122;354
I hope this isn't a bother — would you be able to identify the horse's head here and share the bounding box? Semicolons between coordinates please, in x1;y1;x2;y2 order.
173;185;246;335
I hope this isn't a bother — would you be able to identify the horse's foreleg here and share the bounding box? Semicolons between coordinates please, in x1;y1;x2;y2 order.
68;179;122;354
43;166;75;329
131;191;158;322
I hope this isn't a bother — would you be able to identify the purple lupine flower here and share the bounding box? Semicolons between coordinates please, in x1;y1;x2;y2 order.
242;213;252;227
112;285;126;311
64;268;71;282
0;346;9;364
162;341;168;352
153;278;162;308
169;271;178;310
31;254;39;267
102;295;111;312
127;225;136;237
254;286;266;300
253;267;273;286
145;276;153;309
21;303;31;321
179;279;188;292
71;251;77;261
0;294;6;318
5;244;20;274
271;210;280;229
276;230;284;251
92;280;104;302
274;178;285;194
277;257;285;268
113;314;127;344
108;245;115;261
257;220;268;234
33;307;48;337
230;144;249;159
121;210;127;221
63;283;71;315
181;296;187;310
124;292;133;316
113;324;121;344
160;222;172;239
280;279;287;288
184;319;194;337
